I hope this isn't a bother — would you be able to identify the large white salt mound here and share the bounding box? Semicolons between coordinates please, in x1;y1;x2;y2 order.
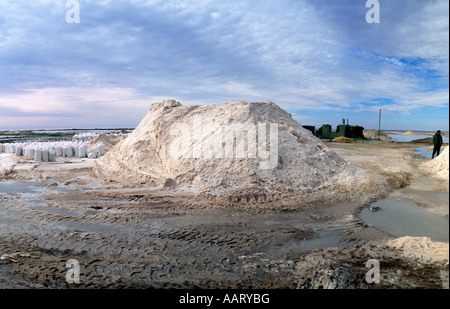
94;100;361;202
425;146;449;182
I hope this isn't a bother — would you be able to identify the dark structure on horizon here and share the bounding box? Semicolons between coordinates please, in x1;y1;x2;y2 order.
303;119;365;140
302;125;316;136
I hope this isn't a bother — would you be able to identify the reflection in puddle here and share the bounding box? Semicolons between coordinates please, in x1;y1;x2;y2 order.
360;199;449;243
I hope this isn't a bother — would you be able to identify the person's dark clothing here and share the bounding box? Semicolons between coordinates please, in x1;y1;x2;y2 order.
432;133;443;159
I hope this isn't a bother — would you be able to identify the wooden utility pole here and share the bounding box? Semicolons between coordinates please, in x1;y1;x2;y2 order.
378;109;382;140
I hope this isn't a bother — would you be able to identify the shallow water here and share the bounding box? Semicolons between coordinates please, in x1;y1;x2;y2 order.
388;134;449;143
0;181;76;195
413;146;447;159
360;199;449;243
414;147;432;159
0;181;44;194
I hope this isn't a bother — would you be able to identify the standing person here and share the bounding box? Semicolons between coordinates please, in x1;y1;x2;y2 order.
432;130;443;159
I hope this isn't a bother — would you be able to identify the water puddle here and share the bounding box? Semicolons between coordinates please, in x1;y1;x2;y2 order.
0;181;77;195
360;199;449;243
414;147;432;159
0;181;44;194
437;193;450;203
388;134;449;143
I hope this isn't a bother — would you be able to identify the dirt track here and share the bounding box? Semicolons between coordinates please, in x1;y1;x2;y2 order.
0;141;448;288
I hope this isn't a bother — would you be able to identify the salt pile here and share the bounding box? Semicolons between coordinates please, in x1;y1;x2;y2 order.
73;132;99;141
425;146;449;182
74;132;130;142
88;133;125;155
387;236;449;263
363;129;395;142
94;100;361;203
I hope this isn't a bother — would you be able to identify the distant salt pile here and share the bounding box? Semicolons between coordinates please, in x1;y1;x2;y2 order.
403;131;415;135
425;146;449;183
363;129;395;142
73;132;130;142
94;100;361;204
73;132;99;141
88;133;125;155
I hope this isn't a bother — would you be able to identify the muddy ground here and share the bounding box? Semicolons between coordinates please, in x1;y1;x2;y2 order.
0;141;448;289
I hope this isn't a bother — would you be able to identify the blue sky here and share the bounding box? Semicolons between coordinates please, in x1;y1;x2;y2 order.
0;0;448;131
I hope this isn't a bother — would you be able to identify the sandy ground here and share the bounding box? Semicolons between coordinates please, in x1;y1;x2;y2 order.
0;141;448;289
330;142;449;216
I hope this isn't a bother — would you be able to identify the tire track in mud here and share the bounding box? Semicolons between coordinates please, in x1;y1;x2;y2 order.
0;186;376;288
0;210;319;288
1;199;446;289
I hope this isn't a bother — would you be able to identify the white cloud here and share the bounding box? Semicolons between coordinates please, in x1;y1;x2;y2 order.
0;0;447;129
0;86;161;125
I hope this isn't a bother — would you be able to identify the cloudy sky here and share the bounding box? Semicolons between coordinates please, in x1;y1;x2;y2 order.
0;0;448;131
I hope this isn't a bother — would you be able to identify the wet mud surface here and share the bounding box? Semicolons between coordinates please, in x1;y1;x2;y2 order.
0;183;374;288
0;142;448;289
